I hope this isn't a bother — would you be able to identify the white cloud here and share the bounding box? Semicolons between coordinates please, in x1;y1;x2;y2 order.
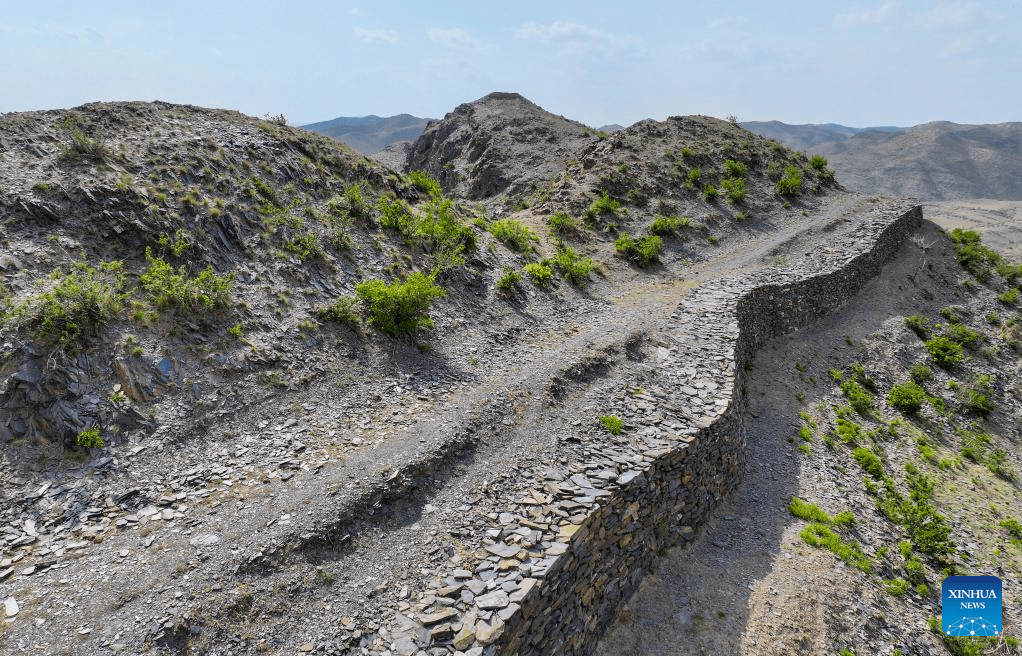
514;21;642;64
515;21;603;42
353;27;398;44
835;1;901;26
428;27;479;50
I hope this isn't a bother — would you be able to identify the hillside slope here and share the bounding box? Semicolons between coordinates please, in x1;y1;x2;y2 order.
1;95;1016;656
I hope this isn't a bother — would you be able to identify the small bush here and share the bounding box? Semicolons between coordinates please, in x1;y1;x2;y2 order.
904;314;930;339
650;214;692;236
840;379;874;415
683;167;701;190
547;211;584;237
407;170;442;199
614;232;663;267
524;262;554;288
961;388;994;416
886;578;910;597
909;363;933;384
775;165;803;197
853;447;885;479
999;287;1019;304
57;115;110;163
800;523;872;573
945;323;982;349
949;228;1000;282
555;245;595;287
583;192;619;222
343;184;372;223
833;511;856;527
925;337;963;368
355;272;445;337
808;155;830;174
703;184;719;201
76;426;103;449
140;248;234;313
789;497;831;523
1001;517;1022;543
724;159;748;178
721;177;746;204
496;267;522;291
316;296;361;331
599;415;623;435
490;219;539;252
888;381;926;414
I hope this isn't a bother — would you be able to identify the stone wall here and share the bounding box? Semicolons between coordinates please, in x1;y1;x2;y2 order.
491;204;923;655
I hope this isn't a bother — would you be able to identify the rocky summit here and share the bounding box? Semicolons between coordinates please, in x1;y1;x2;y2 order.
0;93;1019;656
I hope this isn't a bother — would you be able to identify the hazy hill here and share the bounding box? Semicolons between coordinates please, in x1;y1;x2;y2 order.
300;113;431;155
743;120;1022;201
741;120;904;151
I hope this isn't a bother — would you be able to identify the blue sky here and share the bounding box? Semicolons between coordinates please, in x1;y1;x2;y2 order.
2;1;1020;128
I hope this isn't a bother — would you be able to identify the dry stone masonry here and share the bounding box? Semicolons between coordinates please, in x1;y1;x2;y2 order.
367;201;921;656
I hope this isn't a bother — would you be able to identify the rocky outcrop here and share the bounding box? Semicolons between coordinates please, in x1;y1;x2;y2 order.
405;92;597;203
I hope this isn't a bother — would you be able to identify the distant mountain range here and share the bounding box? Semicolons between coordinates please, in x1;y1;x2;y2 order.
301;110;1022;201
743;120;1022;201
300;114;432;155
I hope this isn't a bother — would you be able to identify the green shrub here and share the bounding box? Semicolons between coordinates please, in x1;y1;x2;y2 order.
407;170;442;199
903;557;926;584
721;177;746;204
909;363;933;384
833;511;856;527
948;228;1000;282
555;245;595;287
1001;517;1022;543
614;232;663;267
703;184;719;201
788;497;831;523
840;379;874;415
775;165;803;197
547;211;583;237
961;388;994;416
808;155;830;174
76;426;103;449
683;167;701;190
904;314;930;339
885;578;910;596
583;192;620;222
853;447;885;479
834;416;861;444
496;267;522;291
724;159;748;178
343;183;372;223
800;523;872;573
28;262;126;349
524;262;554;288
57;115;109;162
140;248;234;313
925;337;963;368
378;196;416;235
649;214;691;236
999;287;1019;304
355;272;445;337
316;296;361;331
599;415;623;435
228;323;243;338
987;449;1016;481
490;218;539;252
888;381;926;414
945;323;982;349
